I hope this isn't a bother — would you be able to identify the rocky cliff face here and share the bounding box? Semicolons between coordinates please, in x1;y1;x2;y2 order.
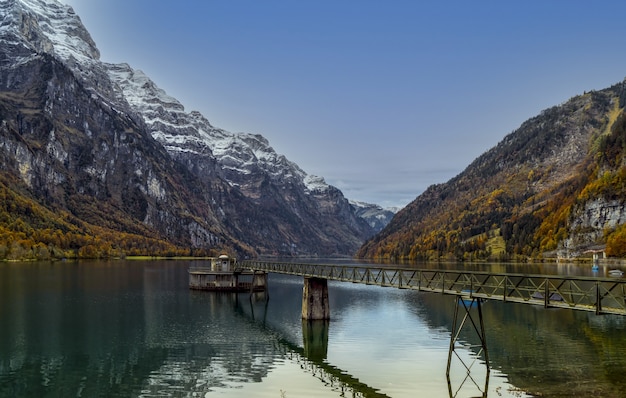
562;199;626;256
0;0;376;258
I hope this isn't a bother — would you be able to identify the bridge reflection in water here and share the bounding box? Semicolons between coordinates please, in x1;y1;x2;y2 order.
240;260;626;397
241;292;392;398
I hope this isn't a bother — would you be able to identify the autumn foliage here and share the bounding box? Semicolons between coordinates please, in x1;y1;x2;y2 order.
358;87;626;261
0;177;221;260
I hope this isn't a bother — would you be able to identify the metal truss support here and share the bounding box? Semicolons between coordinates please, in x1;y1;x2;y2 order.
446;296;490;398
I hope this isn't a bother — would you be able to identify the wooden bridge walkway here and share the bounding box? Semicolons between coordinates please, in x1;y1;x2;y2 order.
241;260;626;316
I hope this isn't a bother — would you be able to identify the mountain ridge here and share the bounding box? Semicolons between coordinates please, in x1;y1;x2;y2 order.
357;83;626;261
0;0;385;260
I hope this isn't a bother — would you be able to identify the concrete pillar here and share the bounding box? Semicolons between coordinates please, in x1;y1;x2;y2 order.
251;272;268;291
301;277;330;320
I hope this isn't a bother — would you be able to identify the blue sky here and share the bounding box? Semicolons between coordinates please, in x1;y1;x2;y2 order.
62;0;626;209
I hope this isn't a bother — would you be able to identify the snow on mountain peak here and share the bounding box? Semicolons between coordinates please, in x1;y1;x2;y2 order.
0;0;125;109
349;199;400;214
8;0;100;63
304;175;329;193
105;61;316;189
106;63;184;114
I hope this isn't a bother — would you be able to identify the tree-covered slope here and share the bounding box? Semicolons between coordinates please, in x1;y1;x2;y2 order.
357;81;626;261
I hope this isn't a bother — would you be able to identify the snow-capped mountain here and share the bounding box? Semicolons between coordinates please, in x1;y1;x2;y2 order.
105;63;329;196
2;0;127;111
3;0;98;63
0;0;380;257
349;200;399;232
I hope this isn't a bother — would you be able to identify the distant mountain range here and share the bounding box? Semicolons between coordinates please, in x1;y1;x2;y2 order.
0;0;396;260
358;81;626;261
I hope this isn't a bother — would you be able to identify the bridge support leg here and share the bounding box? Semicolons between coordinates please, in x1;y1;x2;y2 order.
302;277;330;320
446;296;490;397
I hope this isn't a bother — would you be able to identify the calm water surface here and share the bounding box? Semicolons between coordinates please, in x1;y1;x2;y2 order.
1;260;626;397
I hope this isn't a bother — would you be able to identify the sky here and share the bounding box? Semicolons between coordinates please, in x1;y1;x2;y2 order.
60;0;626;209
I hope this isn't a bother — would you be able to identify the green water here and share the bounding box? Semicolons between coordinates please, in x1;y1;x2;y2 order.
1;260;626;397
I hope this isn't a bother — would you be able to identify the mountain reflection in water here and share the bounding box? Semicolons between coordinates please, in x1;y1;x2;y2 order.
1;260;626;397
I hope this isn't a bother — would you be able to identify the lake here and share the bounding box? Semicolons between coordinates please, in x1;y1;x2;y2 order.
1;260;626;397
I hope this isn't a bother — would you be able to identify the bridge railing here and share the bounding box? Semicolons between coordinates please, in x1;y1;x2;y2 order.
240;261;626;315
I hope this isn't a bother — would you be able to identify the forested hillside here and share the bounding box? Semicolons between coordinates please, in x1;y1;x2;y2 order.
0;174;201;260
357;81;626;261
